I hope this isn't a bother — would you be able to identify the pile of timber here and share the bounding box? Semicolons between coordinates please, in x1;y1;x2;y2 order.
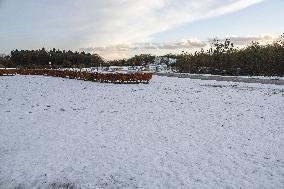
0;69;153;84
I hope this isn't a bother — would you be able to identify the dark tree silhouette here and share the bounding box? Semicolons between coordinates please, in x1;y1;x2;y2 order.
7;48;104;69
175;34;284;76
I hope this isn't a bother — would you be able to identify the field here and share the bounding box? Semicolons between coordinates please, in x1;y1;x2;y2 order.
0;75;284;188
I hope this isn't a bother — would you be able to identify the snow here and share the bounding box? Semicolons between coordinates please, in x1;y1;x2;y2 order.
0;75;284;189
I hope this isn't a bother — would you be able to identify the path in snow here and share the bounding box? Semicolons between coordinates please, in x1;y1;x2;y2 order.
155;73;284;85
0;75;284;189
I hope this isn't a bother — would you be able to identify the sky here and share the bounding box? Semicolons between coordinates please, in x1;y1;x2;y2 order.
0;0;283;59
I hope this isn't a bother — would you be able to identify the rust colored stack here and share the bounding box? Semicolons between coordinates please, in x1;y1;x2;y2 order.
0;69;153;84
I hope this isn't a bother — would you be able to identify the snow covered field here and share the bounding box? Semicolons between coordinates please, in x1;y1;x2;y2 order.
0;75;284;189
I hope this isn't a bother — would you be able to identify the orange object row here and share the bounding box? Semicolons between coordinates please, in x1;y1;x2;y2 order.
0;69;153;84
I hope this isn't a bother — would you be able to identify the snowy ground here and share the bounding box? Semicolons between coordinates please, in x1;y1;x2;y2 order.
0;75;284;189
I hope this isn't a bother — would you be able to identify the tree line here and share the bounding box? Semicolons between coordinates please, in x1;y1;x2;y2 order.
1;34;284;76
107;54;156;67
175;34;284;76
0;48;105;68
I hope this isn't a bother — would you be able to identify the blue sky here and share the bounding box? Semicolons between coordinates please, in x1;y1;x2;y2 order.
0;0;283;59
153;0;284;42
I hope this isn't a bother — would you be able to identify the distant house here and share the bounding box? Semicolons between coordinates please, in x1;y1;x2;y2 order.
168;58;177;64
154;56;176;65
132;66;144;71
146;56;176;72
147;64;158;72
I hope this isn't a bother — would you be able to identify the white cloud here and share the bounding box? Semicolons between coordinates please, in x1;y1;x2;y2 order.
0;0;265;58
210;34;280;45
80;38;207;59
204;0;264;19
71;0;264;58
75;0;264;46
81;38;206;51
81;33;280;59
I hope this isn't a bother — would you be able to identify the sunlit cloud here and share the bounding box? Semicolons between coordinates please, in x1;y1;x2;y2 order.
81;38;206;52
210;34;280;46
77;0;264;47
76;0;264;58
80;38;208;59
81;34;281;60
0;0;266;58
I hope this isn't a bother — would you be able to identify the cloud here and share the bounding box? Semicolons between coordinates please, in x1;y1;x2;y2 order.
0;0;264;57
210;34;280;45
69;0;264;47
74;0;263;59
80;38;207;59
82;34;280;59
81;38;206;52
204;0;264;19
